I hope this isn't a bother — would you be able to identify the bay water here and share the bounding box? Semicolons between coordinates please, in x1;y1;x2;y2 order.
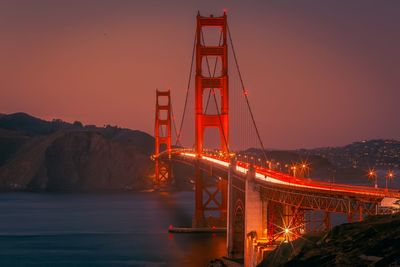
0;192;225;267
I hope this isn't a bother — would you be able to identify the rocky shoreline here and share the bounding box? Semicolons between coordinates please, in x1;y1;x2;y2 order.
260;213;400;267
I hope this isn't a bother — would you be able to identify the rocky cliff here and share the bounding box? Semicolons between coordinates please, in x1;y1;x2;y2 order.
0;113;155;191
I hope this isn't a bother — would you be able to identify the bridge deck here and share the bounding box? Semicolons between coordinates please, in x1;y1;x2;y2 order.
161;149;400;201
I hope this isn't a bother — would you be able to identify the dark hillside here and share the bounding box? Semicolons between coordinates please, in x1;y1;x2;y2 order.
0;112;70;136
0;113;155;192
0;129;29;166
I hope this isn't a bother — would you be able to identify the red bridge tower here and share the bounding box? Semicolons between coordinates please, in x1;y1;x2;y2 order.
194;12;229;227
154;90;172;188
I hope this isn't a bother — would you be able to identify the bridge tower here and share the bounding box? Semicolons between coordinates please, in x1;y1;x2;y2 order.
154;90;172;189
194;12;229;227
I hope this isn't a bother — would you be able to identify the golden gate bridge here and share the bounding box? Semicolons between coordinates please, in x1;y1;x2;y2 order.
152;12;400;266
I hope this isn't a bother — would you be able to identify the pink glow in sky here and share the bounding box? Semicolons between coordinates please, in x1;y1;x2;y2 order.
0;1;399;149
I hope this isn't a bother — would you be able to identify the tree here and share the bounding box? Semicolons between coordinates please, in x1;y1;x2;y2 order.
73;121;83;128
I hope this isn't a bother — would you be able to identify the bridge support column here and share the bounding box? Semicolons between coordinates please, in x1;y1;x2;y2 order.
324;212;331;231
244;165;264;267
154;90;172;189
266;200;276;242
193;160;228;228
227;159;246;261
227;159;239;258
193;11;229;230
194;161;205;226
347;213;353;223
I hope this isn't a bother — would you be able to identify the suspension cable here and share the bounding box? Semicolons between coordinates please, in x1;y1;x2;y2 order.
170;98;180;146
175;30;197;146
227;23;267;161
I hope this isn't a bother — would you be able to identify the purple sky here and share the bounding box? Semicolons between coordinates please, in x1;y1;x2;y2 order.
0;1;399;149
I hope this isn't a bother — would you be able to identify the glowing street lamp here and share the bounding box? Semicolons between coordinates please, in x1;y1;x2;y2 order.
300;162;310;177
283;227;293;243
291;165;297;177
367;168;378;189
385;170;395;191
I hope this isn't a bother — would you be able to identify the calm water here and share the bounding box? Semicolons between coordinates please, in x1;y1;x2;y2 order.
1;181;398;267
0;192;226;267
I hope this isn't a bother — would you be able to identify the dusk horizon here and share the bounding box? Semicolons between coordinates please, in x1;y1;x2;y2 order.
3;111;399;151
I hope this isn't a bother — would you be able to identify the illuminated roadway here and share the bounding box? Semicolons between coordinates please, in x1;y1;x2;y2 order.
173;150;400;201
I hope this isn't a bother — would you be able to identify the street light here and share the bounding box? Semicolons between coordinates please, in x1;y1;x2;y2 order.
291;165;297;177
367;168;378;189
300;162;310;177
385;170;395;191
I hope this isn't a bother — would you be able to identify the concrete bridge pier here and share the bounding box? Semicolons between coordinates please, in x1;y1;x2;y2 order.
244;165;265;267
227;159;244;260
227;163;266;266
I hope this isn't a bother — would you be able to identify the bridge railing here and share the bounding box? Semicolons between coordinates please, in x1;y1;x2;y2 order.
257;168;400;198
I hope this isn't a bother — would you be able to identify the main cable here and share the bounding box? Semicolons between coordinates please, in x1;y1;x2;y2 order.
175;30;197;146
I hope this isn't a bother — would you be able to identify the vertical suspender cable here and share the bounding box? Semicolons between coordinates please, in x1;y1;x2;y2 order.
170;99;180;144
227;23;268;161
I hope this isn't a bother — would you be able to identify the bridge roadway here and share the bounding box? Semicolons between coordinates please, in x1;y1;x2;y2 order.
162;148;400;215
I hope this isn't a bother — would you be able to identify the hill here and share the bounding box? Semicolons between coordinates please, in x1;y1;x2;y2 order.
0;113;156;191
0;112;70;136
246;139;400;185
297;139;400;170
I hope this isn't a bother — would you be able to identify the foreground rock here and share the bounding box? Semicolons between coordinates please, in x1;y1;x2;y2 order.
259;214;400;267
